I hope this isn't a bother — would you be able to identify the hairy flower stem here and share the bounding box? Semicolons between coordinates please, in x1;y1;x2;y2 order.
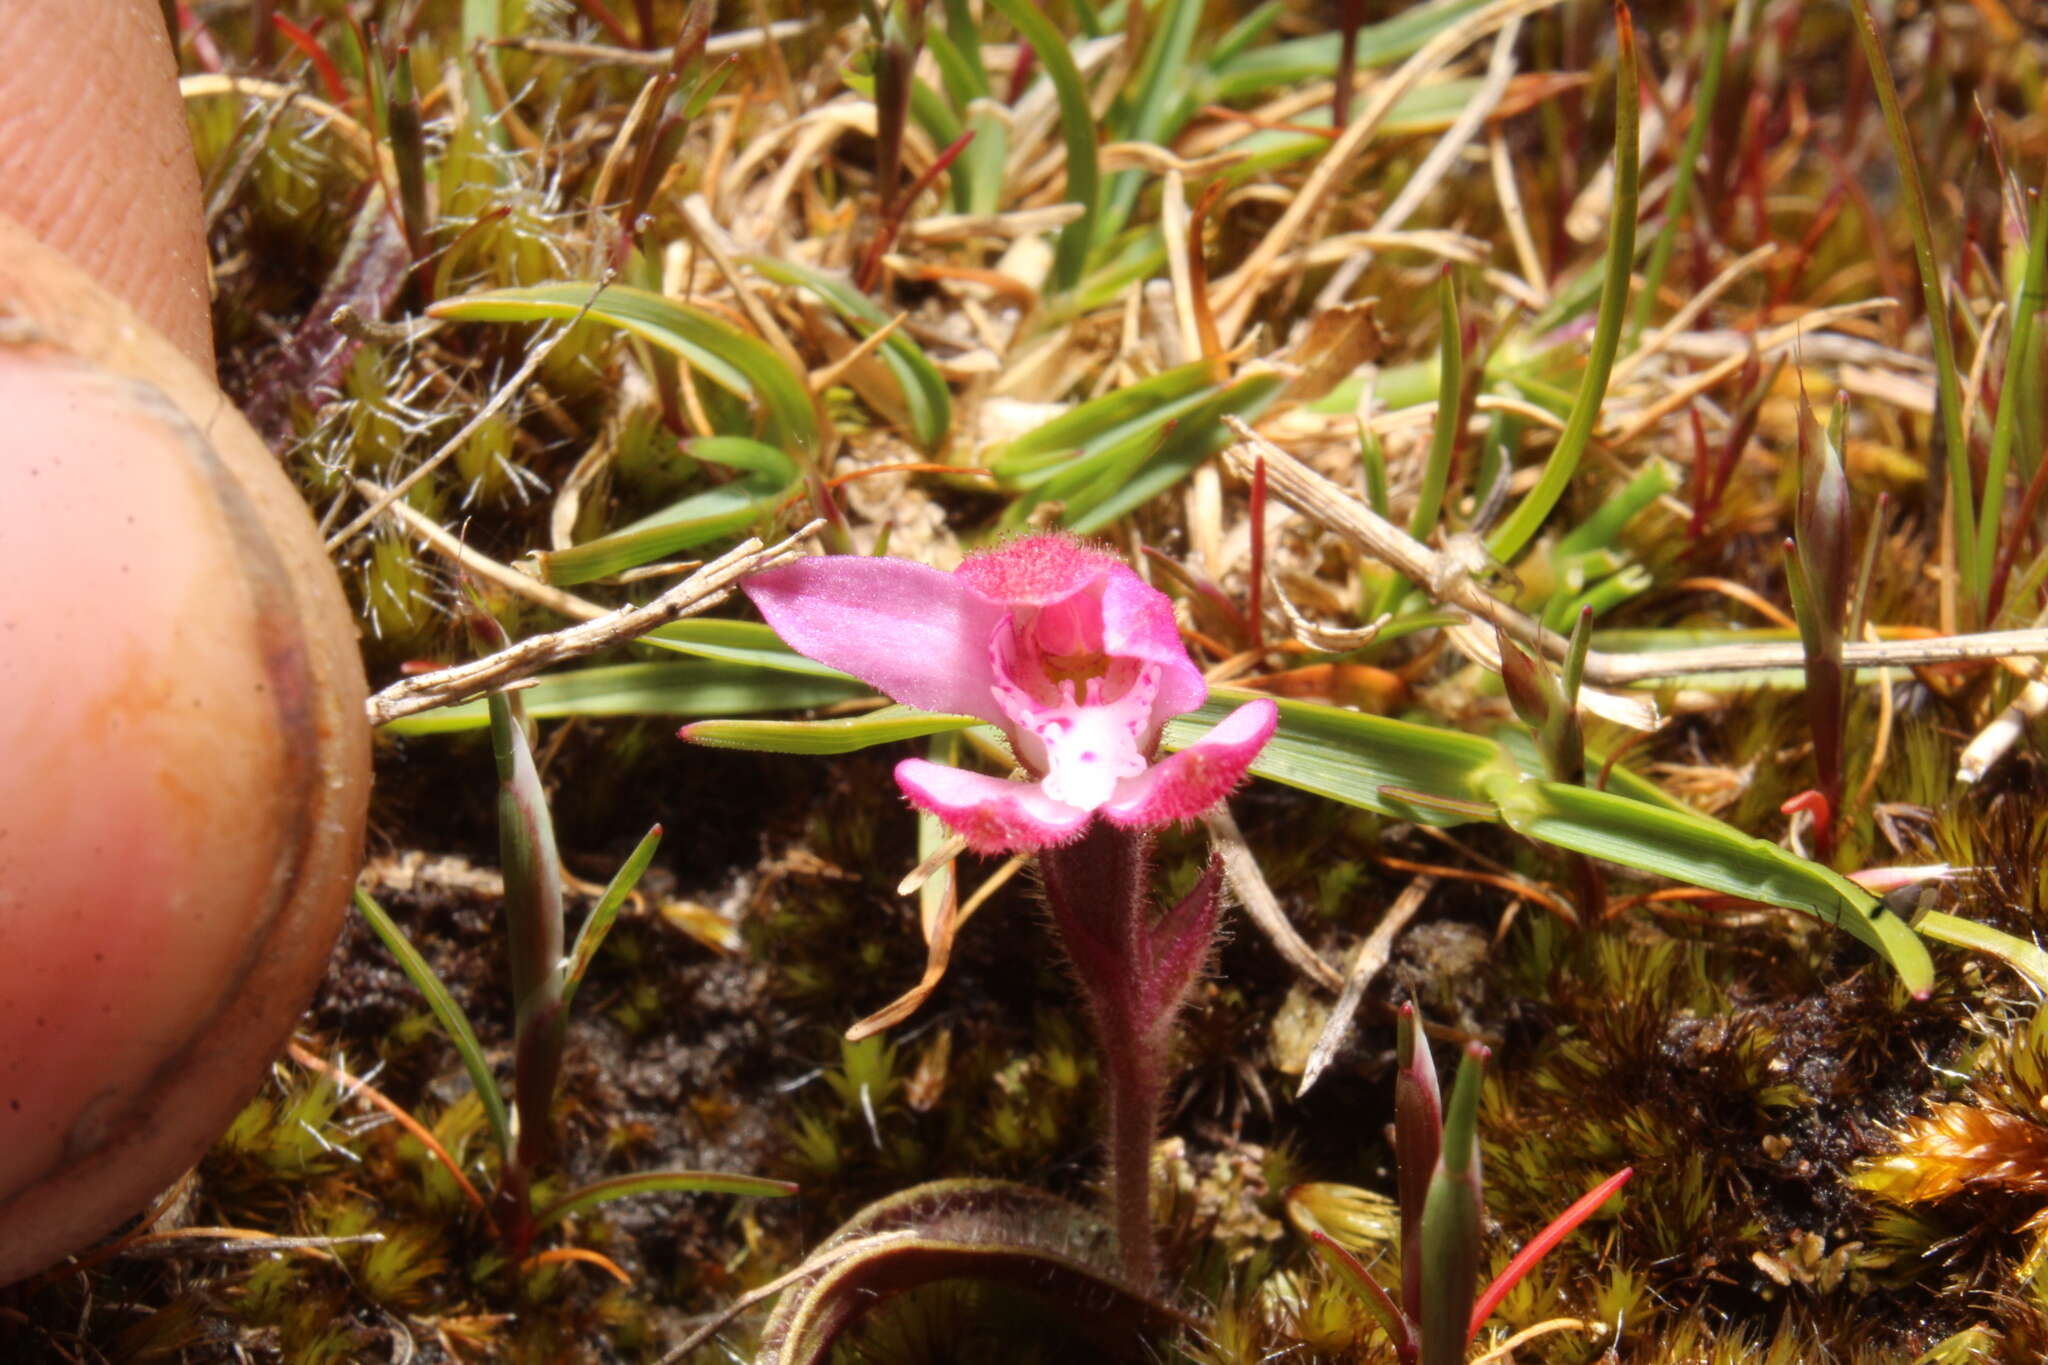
1039;821;1224;1290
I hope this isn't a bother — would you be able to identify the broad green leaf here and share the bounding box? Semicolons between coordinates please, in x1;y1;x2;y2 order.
383;662;870;736
680;704;982;754
533;1170;796;1231
743;256;953;452
430;284;819;460
1486;777;1933;993
1162;689;1505;826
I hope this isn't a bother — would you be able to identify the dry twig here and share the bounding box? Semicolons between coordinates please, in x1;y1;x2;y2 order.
363;521;824;724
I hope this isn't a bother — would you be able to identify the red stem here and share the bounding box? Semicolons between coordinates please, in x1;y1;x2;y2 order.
857;129;976;292
1467;1167;1633;1341
569;0;637;47
271;14;347;103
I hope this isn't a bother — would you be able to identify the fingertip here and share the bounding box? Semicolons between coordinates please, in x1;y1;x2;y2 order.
0;2;213;373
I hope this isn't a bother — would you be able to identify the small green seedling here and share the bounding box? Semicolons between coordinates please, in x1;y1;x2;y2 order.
354;680;791;1263
1295;1007;1630;1364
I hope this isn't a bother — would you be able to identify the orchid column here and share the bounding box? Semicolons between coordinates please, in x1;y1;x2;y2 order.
736;536;1277;1287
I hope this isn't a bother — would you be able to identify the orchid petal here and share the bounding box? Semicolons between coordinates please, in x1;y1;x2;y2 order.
895;759;1092;854
1098;564;1207;724
1101;699;1278;827
744;557;1009;725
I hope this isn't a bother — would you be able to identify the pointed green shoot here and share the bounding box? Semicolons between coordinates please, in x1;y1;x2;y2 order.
490;690;566;1171
1394;1004;1441;1327
1418;1042;1487;1365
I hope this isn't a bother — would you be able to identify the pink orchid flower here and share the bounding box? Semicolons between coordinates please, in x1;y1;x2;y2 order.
742;535;1279;854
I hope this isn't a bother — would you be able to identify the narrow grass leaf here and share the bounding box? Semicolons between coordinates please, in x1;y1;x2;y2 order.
985;0;1099;292
680;704;983;753
431;284;820;461
995;364;1217;478
1916;911;2048;996
534;436;796;584
743;256;952;451
1979;164;2048;589
563;823;664;1008
1848;0;1975;609
645;619;857;679
1161;689;1507;826
1488;3;1638;563
354;886;513;1157
1200;0;1488;104
385;662;871;735
533;1170;797;1231
1062;372;1287;531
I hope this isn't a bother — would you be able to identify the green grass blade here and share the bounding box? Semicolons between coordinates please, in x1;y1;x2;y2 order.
1062;373;1287;531
563;823;664;1009
1978;165;2048;591
431;284;820;462
1096;0;1205;245
1488;6;1638;563
994;361;1215;473
645;619;857;679
534;437;795;583
1199;0;1487;104
1849;0;1975;610
462;0;507;150
985;0;1099;293
383;662;872;735
679;704;983;753
743;256;953;452
1488;777;1933;992
354;886;513;1158
1631;0;1729;337
533;1170;797;1231
1410;270;1463;542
